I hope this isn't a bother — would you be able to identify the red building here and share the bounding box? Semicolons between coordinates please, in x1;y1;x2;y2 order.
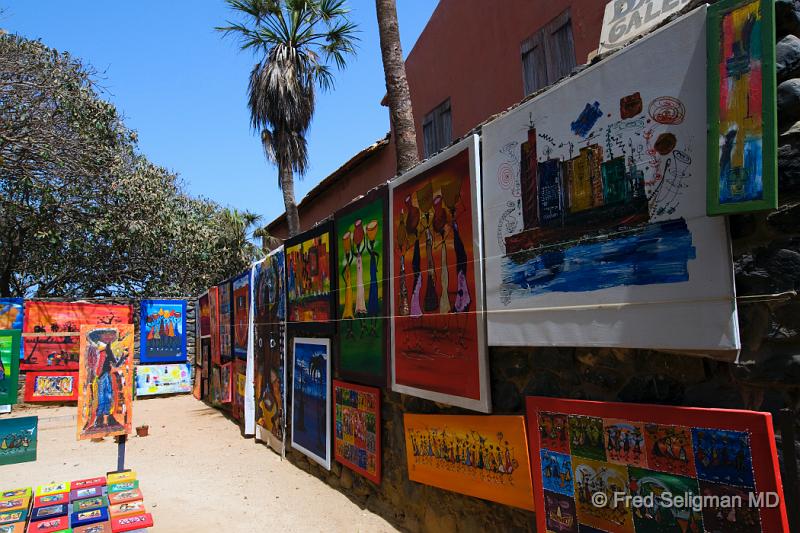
266;0;606;240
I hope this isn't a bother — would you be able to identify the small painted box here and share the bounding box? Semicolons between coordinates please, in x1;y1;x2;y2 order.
69;478;105;491
72;521;111;533
69;508;109;528
104;483;136;496
68;488;103;503
109;513;152;533
70;497;107;514
107;501;144;520
103;473;134;486
105;491;141;507
0;496;29;512
33;493;67;508
0;489;31;503
35;484;69;498
0;510;27;525
31;505;67;522
0;521;24;532
25;515;69;532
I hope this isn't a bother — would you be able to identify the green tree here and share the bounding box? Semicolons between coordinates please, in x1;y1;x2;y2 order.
218;0;358;237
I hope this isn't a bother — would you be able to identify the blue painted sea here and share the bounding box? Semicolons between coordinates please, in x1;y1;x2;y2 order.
502;218;695;296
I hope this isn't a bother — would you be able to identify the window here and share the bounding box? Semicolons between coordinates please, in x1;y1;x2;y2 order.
521;10;576;95
422;99;452;158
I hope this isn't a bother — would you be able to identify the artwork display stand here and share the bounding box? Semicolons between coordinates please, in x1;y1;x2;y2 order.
115;434;127;472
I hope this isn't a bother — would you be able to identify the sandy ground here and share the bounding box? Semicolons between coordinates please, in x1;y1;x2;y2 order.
2;395;398;532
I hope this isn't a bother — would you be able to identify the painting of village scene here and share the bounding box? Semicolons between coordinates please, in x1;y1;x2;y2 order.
390;136;489;412
0;415;38;466
403;413;534;510
334;189;387;386
526;396;785;533
285;223;334;330
481;9;738;352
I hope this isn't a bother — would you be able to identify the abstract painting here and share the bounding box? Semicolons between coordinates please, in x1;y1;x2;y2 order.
0;299;23;331
210;365;222;406
403;413;534;510
285;222;335;332
23;371;78;402
208;286;221;365
291;337;331;469
480;8;740;356
76;325;134;441
232;271;250;359
232;358;245;422
0;330;20;405
22;302;132;371
139;300;186;363
198;292;211;337
334;187;388;387
134;364;191;396
389;135;490;412
526;396;789;532
707;0;777;215
333;380;381;483
0;416;37;466
254;247;287;454
219;362;232;404
218;281;233;363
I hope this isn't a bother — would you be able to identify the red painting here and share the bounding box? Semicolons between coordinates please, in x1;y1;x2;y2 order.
22;302;132;371
232;271;250;359
198;293;211;337
538;411;570;454
333;380;381;484
24;371;78;402
390;136;489;412
526;396;790;533
208;287;221;365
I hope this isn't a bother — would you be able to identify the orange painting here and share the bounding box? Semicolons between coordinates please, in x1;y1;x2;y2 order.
76;324;134;441
403;413;534;510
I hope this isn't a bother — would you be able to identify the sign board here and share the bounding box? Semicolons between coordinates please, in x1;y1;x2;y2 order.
598;0;690;53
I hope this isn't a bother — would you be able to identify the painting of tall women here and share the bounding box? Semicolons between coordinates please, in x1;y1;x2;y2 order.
389;135;490;413
77;324;134;440
334;187;388;386
139;300;187;363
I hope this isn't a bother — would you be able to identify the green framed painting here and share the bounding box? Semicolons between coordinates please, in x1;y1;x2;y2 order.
333;187;388;387
0;330;20;405
707;0;777;215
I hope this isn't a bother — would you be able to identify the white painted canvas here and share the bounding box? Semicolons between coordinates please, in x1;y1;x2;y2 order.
481;7;739;358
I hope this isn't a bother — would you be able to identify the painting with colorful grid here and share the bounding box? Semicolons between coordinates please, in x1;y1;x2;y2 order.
525;396;789;532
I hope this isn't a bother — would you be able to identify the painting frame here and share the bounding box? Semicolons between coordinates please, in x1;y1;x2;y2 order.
389;134;490;413
333;186;389;387
291;337;331;470
0;416;37;466
76;324;134;441
198;291;211;338
134;363;192;397
208;286;221;365
139;299;187;364
23;371;78;402
707;0;777;215
218;280;234;363
0;329;20;405
526;396;790;533
219;362;233;404
284;221;336;334
333;379;381;484
231;270;251;360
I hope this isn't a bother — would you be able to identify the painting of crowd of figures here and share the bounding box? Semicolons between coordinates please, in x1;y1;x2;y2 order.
481;7;740;357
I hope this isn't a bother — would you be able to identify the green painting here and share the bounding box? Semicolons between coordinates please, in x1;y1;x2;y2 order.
629;466;703;532
0;415;37;466
567;415;606;461
334;188;388;387
0;330;20;405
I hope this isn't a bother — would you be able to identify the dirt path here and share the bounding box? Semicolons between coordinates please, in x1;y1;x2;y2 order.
2;395;398;532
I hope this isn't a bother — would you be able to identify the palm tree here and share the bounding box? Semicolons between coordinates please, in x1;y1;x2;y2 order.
218;207;263;265
219;0;358;237
375;0;418;174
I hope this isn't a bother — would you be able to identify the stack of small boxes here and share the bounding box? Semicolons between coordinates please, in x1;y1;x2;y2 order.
0;472;153;533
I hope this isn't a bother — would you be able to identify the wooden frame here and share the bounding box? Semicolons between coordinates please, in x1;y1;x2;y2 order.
284;221;336;334
333;186;389;387
707;0;777;215
389;134;491;413
526;396;789;532
333;379;381;484
23;371;78;402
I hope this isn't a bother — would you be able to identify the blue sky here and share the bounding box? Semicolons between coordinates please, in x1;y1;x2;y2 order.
1;1;437;225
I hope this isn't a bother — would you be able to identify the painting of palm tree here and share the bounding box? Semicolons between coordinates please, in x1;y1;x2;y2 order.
291;337;331;469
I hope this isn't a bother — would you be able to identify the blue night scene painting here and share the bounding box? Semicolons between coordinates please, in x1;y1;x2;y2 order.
691;428;754;488
540;449;574;497
291;338;331;469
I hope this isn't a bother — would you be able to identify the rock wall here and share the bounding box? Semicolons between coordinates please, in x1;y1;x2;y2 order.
273;3;800;531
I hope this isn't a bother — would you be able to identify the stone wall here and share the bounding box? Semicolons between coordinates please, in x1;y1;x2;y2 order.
271;4;800;532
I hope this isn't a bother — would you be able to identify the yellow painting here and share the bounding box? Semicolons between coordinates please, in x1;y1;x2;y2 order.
403;414;534;510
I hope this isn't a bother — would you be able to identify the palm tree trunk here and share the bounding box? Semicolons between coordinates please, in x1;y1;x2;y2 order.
279;159;301;237
375;0;419;174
